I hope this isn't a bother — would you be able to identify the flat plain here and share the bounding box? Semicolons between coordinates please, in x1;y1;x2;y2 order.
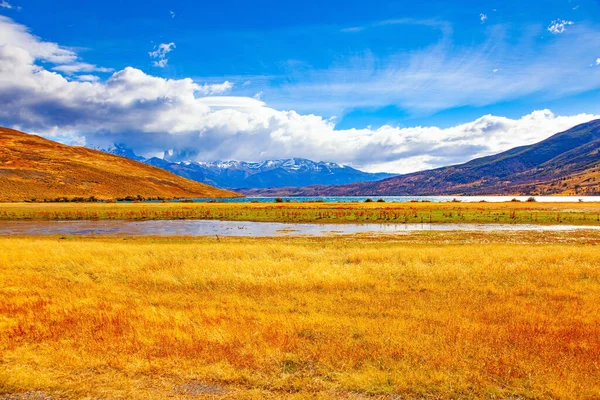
1;231;599;399
2;201;600;225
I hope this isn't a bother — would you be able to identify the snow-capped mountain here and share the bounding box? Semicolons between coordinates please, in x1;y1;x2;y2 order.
101;146;395;189
101;143;146;162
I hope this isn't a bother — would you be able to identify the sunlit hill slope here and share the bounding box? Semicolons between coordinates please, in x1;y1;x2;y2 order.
0;127;241;201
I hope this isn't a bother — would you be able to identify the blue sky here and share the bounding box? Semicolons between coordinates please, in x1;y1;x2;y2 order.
1;0;600;172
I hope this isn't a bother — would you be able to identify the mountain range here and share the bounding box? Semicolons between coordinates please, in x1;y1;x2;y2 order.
240;119;600;197
102;144;395;189
0;127;240;202
9;119;598;201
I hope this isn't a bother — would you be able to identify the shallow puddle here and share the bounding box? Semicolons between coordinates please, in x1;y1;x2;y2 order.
0;219;599;237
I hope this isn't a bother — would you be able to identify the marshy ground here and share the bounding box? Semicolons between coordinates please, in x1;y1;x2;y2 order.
2;201;600;225
1;231;599;399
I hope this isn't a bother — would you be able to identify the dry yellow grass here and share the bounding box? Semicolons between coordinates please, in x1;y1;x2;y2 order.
1;233;600;399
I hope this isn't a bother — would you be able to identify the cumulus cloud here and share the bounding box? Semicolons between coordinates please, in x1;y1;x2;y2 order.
0;1;12;9
548;19;574;34
149;42;175;68
0;16;599;174
596;58;600;66
480;14;487;23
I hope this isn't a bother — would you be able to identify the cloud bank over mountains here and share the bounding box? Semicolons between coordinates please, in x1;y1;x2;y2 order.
0;15;599;173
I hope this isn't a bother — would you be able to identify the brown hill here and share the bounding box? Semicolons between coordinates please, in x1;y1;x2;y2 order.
0;126;241;201
240;119;600;197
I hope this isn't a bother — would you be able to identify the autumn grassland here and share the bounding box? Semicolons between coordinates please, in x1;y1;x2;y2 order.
1;233;599;399
2;201;600;225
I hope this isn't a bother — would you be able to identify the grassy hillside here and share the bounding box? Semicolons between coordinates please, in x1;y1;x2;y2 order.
0;127;241;201
241;119;600;196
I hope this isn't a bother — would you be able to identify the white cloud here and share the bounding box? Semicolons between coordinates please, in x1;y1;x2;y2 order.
548;19;574;34
52;62;113;74
0;16;599;174
170;10;175;18
0;15;76;63
149;42;175;68
0;1;12;9
153;58;168;68
357;110;599;173
75;74;100;82
200;81;233;95
596;58;600;66
480;14;488;23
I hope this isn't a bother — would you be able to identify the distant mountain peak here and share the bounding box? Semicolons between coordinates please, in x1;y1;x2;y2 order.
101;143;145;162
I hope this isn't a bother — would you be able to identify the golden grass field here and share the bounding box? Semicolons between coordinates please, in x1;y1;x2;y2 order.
1;232;599;399
2;201;600;225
